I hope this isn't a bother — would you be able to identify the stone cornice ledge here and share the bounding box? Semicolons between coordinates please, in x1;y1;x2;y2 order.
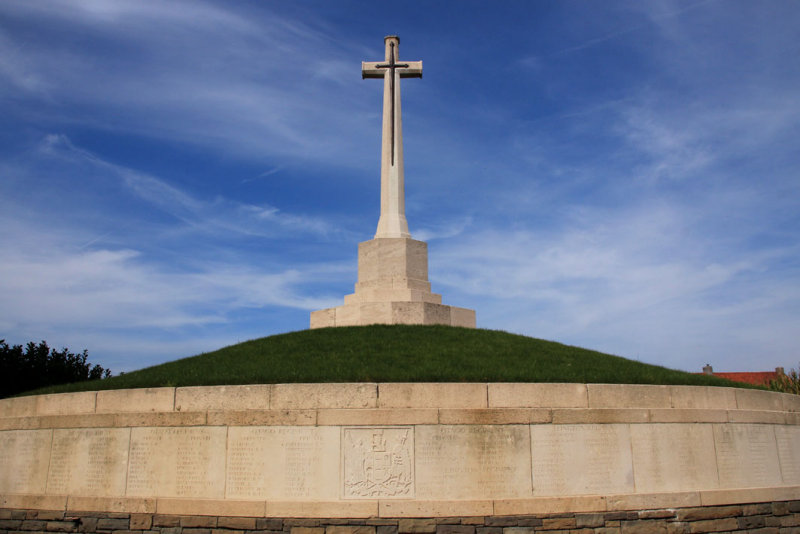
3;488;800;518
1;383;799;419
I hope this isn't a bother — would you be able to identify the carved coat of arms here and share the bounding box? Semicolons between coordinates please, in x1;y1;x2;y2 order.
342;427;413;498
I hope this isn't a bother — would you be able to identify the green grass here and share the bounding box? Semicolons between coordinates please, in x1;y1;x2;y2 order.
23;325;750;395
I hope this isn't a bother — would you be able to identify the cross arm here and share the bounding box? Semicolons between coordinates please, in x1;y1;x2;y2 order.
361;61;423;79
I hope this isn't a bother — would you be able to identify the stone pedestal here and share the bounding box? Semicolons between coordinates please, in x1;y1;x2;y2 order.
310;238;475;328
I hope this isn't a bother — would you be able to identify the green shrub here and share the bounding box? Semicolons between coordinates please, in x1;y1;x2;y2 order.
769;365;800;395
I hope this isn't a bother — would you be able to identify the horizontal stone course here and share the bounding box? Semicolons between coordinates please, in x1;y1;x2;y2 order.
1;500;797;533
2;384;797;417
96;388;175;413
10;405;798;430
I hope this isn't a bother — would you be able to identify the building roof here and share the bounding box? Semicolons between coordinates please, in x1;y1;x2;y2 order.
707;371;779;386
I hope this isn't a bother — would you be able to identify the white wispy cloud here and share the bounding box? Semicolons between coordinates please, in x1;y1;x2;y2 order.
0;0;376;166
427;195;799;371
34;134;337;239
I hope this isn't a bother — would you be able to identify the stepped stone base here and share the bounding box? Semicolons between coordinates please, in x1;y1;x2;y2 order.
311;237;475;328
310;300;476;328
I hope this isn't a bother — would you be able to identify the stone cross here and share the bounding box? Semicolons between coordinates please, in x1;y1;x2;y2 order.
362;36;422;239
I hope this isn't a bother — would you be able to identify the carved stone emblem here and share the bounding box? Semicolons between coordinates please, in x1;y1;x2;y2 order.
342;427;413;498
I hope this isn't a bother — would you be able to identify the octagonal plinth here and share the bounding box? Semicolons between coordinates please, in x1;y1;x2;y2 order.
310;237;476;328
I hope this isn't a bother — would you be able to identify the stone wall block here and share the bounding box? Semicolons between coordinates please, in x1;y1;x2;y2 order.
686;517;738;533
540;517;577;530
47;520;80;532
0;519;22;529
37;512;66;521
435;526;473;534
378;383;487;409
216;518;255;530
325;527;375;534
676;506;742;522
744;504;773;516
783;393;800;412
620;521;667;534
97;519;130;530
482;518;517;527
23;519;49;531
587;384;671;409
398;519;436;533
180;518;216;528
153;517;181;528
734;389;784;411
96;389;175;413
780;514;800;527
0;396;37;418
774;502;791;516
513;518;542;528
575;514;604;528
488;384;587;409
669;387;736;410
638;511;676;520
255;519;283;530
75;516;99;533
130;516;152;530
36;393;97;416
271;384;377;409
284;520;322;527
739;515;767;529
175;386;270;412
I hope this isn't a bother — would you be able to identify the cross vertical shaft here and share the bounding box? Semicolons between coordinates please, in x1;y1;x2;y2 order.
362;36;422;239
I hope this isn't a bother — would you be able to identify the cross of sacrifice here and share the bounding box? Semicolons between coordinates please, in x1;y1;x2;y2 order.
361;36;422;239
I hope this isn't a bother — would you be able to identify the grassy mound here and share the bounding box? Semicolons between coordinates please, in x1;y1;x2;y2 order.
23;325;748;396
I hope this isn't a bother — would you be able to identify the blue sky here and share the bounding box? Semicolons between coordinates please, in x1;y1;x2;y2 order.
1;0;798;374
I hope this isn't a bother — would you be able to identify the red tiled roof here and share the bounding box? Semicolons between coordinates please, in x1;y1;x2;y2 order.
709;371;779;386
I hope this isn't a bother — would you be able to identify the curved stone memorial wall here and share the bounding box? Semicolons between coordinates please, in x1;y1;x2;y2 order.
1;383;799;518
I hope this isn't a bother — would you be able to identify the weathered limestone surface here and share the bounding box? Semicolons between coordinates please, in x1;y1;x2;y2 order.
713;423;783;488
0;429;52;494
415;425;532;499
1;384;799;518
629;423;719;493
46;428;130;497
127;427;226;499
227;426;339;500
310;238;476;328
530;424;634;496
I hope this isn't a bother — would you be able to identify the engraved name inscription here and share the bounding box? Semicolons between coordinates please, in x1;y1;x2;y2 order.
714;424;782;488
630;423;719;493
531;424;634;496
415;425;531;499
775;426;800;485
46;428;129;497
127;427;226;498
226;426;339;500
0;429;52;494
